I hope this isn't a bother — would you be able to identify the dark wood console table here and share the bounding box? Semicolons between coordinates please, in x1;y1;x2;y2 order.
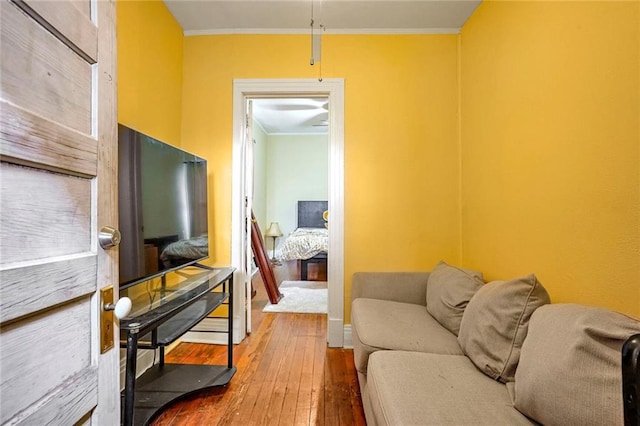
119;266;236;426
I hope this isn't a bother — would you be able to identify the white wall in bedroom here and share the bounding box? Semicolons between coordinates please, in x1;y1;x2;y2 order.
266;134;328;248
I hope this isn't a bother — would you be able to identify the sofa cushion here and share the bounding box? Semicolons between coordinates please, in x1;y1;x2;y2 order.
514;304;640;426
351;298;463;374
367;351;535;426
352;272;431;306
458;274;550;383
426;261;484;335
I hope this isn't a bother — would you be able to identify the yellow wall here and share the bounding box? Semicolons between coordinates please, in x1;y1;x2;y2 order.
117;0;639;324
460;1;640;316
180;35;461;318
117;0;184;146
115;1;184;310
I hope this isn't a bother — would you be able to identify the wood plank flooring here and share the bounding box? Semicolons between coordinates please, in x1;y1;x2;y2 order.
150;261;366;426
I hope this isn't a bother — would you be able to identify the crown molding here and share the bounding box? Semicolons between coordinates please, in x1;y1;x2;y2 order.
184;27;461;36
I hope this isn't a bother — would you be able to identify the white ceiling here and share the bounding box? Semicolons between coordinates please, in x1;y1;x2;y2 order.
252;98;329;134
164;0;482;134
164;0;481;35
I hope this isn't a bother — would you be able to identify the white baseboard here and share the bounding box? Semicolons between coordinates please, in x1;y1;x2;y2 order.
181;317;230;345
343;324;353;349
184;320;353;348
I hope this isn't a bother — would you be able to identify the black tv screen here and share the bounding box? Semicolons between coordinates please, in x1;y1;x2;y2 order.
118;124;209;290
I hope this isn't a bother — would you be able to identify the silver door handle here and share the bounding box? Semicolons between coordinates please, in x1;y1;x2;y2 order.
99;226;121;249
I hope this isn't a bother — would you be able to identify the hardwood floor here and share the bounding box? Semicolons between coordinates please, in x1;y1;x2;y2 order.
150;260;365;425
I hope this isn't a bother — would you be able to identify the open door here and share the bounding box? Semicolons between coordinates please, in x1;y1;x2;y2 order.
244;100;283;312
0;0;119;423
244;99;255;333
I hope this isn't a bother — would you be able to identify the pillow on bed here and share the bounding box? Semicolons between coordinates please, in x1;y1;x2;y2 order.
426;261;484;336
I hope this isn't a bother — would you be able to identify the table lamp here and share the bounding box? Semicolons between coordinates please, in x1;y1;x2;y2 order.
265;222;283;264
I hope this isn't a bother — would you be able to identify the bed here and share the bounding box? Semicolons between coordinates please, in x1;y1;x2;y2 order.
277;201;328;280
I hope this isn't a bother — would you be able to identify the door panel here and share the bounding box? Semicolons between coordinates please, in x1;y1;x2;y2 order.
16;0;98;62
1;1;93;134
0;101;98;176
69;0;91;19
1;300;95;423
16;367;97;425
0;0;118;424
0;162;93;262
0;254;96;323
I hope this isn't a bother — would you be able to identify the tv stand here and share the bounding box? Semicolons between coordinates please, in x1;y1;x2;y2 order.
192;261;215;270
119;266;236;426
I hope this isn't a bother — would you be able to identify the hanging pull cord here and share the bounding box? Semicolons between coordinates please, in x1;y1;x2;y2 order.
318;25;323;81
310;0;315;66
310;0;324;81
310;17;315;65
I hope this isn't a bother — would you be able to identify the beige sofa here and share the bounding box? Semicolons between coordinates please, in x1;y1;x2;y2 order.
351;262;640;425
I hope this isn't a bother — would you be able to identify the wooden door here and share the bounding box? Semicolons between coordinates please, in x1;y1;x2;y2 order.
0;0;119;424
244;99;254;333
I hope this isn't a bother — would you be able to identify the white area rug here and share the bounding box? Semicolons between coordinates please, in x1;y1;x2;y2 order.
263;280;327;314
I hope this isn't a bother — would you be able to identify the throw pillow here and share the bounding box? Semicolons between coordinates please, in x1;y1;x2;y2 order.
514;304;640;425
457;274;550;383
426;261;484;336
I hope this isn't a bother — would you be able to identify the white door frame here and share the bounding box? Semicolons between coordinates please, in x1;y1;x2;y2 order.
231;78;345;347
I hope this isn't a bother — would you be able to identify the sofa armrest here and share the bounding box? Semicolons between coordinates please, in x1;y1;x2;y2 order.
351;272;430;306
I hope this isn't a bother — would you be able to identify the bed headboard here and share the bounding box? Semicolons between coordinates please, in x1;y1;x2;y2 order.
297;201;328;228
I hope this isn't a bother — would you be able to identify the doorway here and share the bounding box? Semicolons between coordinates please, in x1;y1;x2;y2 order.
231;79;345;347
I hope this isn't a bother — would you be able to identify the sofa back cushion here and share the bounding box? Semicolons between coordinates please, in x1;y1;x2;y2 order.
426;261;484;336
458;274;550;383
514;304;640;426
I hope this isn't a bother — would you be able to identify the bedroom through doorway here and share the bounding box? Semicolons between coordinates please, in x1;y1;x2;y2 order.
251;98;329;313
231;79;345;348
248;96;329;320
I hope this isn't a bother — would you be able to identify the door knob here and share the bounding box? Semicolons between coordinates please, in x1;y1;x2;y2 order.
100;286;131;353
99;226;121;249
105;297;132;319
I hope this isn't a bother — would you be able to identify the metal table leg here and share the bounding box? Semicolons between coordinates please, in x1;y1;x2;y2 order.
228;275;233;368
123;327;139;426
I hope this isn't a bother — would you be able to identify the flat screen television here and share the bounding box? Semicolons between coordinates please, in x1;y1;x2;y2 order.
118;124;209;290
